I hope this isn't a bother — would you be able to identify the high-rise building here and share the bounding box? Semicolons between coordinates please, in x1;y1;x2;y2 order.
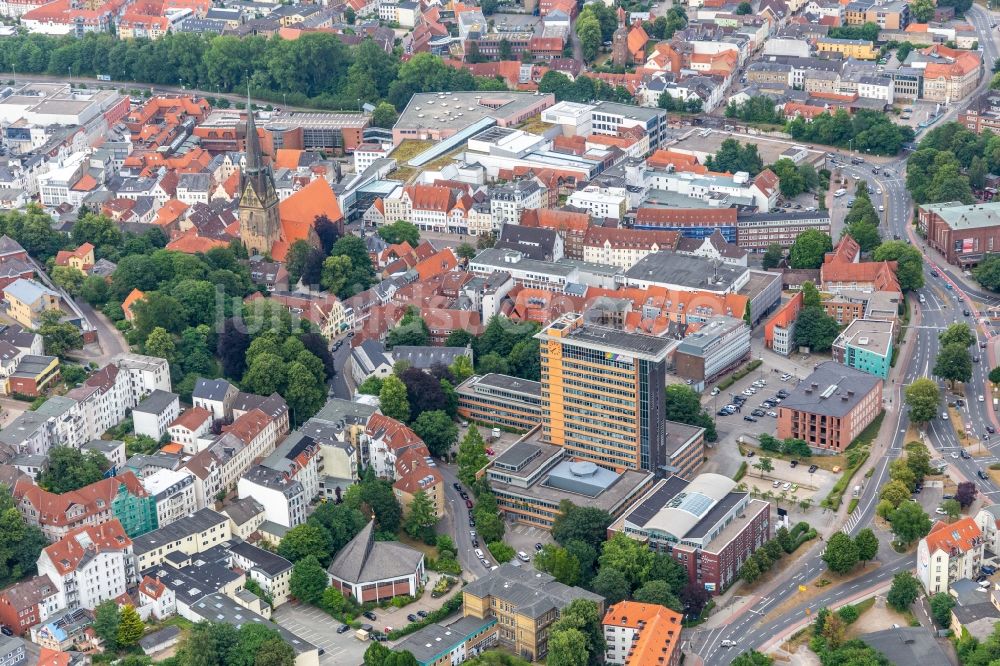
536;313;674;474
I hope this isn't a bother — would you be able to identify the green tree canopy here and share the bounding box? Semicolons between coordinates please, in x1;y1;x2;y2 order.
289;555;328;605
789;230;833;269
905;378;940;423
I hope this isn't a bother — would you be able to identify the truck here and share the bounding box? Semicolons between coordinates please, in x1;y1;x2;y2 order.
96;74;111;81
491;427;501;440
355;629;370;642
834;188;847;197
853;485;861;497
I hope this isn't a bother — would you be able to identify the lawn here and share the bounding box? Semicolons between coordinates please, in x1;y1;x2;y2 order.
517;114;554;134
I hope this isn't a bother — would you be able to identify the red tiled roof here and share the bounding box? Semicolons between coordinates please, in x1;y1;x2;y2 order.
584;226;680;250
634;207;738;226
41;521;132;575
924;516;982;555
169;406;212;432
14;473;146;529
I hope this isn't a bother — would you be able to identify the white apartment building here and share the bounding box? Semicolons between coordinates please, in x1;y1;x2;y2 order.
567;186;628;220
183;407;281;508
66;354;171;443
132;390;180;440
228;541;293;607
36;521;136;610
602;601;683;665
166;407;213;454
917;517;985;594
489;180;545;228
36;152;90;207
191;378;238;423
236;432;321;528
142;468;198;528
354;143;390;173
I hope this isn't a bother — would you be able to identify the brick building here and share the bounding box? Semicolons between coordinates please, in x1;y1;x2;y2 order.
610;473;772;594
919;200;1000;267
777;361;883;452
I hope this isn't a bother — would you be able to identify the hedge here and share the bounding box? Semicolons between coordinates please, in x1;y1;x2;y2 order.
717;359;764;390
821;412;884;510
734;461;747;482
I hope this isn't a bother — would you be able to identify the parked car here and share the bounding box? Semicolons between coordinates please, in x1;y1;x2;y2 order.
744;415;758;422
465;499;474;508
535;543;544;551
935;507;948;515
407;614;418;623
337;625;351;634
364;612;378;621
752;409;766;417
710;387;720;396
808;464;818;473
417;610;429;618
790;460;799;468
767;411;778;417
983;565;997;575
772;480;781;487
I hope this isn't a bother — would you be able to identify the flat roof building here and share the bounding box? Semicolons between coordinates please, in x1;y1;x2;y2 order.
393;616;499;666
623;253;751;294
674;315;752;385
832;318;895;379
610;473;771;593
919;200;1000;267
777;361;883;452
455;373;543;432
485;434;657;530
393;91;556;144
537;313;674;474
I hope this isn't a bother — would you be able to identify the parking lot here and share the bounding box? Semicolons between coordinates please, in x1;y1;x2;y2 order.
506;523;553;559
709;373;793;435
273;603;368;666
739;455;838;504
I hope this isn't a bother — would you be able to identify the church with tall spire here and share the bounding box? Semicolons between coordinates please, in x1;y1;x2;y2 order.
238;97;282;257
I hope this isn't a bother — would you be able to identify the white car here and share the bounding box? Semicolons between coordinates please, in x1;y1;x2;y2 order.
767;411;778;417
782;482;791;490
980;395;986;402
474;548;484;558
935;508;948;515
710;387;720;396
952;451;960;459
743;390;754;396
780;373;791;381
517;551;530;562
772;480;781;488
943;412;950;420
721;640;737;648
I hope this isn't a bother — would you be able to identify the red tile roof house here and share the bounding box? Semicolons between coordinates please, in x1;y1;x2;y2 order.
0;575;61;636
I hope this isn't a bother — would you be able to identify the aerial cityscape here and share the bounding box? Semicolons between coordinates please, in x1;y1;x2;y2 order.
0;0;999;663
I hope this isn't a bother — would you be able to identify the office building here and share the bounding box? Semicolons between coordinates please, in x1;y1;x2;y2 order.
736;210;832;251
832;319;895;379
485;436;657;529
674;316;752;384
610;473;771;593
455;373;543;432
536;314;673;474
777;361;883;452
462;563;604;661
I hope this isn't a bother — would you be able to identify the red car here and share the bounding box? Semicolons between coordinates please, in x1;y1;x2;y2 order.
485;448;495;456
465;499;474;509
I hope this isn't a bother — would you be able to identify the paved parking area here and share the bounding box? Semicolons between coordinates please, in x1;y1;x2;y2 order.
272;603;367;666
506;522;552;559
740;458;836;502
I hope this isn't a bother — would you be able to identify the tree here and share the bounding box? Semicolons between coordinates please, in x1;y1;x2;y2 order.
599;532;653;590
38;447;108;493
929;592;956;627
935;342;972;387
412;410;458;457
664;384;717;441
740;556;762;584
904;378;940;424
590;567;629;605
177;622;239;666
357;376;383;396
771;158;807;197
974;256;1000;292
289;555;328;605
565;540;598;584
736;0;752;12
551;502;613;549
551;599;606;666
93;600;121;653
364;642;391;666
793;306;840;352
143;326;175;363
887;571;920;611
854;528;879;566
991;366;1000;385
822;532;860;574
957;481;978;508
704;139;764;175
801;281;821;307
843;219;882;253
942;498;962;519
762;243;784;270
51;265;85;295
309;501;367;553
576;16;602;62
648;553;688;594
535;545;582;586
888;501;932;545
276;524;333;564
403;489;438;541
789;229;833;269
548;628;588;666
37;310;83;358
939;322;976;348
633;580;682;611
879;480;911;508
753;456;774;478
488;541;515;563
229;624;295;666
456;243;477;260
456;426;489;487
379;375;410;422
378;220;420;246
117;605;144;649
371;102;398;129
910;0;934;21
